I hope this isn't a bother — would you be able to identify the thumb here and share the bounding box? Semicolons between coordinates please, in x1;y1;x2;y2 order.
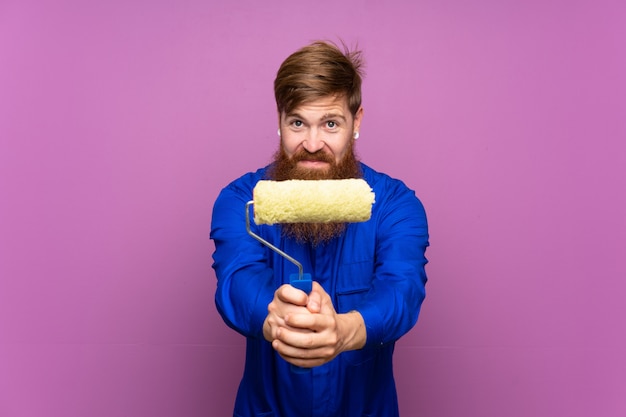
306;282;324;313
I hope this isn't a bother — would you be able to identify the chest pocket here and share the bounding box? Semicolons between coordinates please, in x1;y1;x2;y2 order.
336;258;374;314
336;258;379;367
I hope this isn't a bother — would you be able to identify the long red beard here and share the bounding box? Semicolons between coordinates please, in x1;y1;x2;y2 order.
267;143;362;246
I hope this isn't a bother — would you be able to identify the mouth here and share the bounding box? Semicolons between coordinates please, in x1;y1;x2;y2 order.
297;160;330;169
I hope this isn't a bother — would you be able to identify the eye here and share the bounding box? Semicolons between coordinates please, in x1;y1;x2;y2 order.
291;120;303;128
326;120;337;129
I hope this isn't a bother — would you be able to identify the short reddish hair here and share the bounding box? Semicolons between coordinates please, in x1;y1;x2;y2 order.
274;41;364;117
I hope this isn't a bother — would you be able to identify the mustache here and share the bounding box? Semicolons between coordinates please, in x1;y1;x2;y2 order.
292;149;334;163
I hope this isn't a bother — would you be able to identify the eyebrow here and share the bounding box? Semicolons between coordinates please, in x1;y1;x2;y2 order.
321;113;347;122
285;112;347;122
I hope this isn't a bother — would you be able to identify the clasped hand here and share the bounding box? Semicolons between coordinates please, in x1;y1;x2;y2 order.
263;281;366;368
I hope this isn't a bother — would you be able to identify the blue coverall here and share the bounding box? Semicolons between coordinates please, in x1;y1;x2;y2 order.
211;163;429;417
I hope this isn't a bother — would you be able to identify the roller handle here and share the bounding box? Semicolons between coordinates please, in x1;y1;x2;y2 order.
289;273;312;373
290;272;312;293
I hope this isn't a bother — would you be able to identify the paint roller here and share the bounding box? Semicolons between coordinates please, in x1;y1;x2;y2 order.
245;178;375;371
246;178;375;290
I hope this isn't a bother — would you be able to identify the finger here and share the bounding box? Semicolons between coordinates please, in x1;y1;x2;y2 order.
284;311;330;333
276;323;337;351
272;339;334;367
277;284;309;306
308;281;336;314
306;289;322;313
317;292;338;317
276;324;315;347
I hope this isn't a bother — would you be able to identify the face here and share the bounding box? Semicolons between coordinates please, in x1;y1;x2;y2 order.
279;95;363;173
271;96;364;246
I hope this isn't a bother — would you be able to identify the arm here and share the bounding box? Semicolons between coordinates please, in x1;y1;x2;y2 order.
210;178;277;338
358;177;429;348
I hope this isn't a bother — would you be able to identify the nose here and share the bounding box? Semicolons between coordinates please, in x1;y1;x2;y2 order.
302;128;324;153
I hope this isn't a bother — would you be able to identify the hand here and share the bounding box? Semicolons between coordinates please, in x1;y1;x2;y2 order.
263;284;315;343
265;282;367;368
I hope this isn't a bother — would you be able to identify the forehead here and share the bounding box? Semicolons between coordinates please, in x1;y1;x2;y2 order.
282;95;351;119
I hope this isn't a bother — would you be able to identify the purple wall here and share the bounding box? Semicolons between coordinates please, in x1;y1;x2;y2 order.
1;1;624;416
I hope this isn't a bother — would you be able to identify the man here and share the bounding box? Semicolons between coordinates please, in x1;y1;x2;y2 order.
211;41;429;417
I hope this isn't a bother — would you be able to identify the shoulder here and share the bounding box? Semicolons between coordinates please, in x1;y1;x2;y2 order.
360;163;421;201
357;164;428;250
359;163;427;222
219;166;270;198
211;166;271;230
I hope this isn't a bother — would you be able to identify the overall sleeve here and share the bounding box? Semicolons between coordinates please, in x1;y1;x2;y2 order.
210;177;275;339
358;176;429;348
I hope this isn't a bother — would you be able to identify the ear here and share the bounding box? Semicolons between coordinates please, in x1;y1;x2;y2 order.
353;107;364;133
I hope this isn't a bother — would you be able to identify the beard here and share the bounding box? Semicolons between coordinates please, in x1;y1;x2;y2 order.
267;142;362;246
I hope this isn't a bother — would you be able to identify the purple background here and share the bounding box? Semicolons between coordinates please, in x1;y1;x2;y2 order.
1;1;624;416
